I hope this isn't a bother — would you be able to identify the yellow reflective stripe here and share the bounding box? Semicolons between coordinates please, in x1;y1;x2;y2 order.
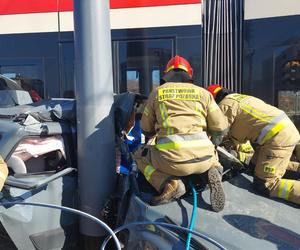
143;107;150;116
286;180;294;200
239;141;253;153
241;104;272;123
259;119;287;145
208;102;219;113
159;103;174;135
238;152;246;162
144;165;156;181
229;94;273;122
156;139;212;151
159;103;168;127
278;179;295;200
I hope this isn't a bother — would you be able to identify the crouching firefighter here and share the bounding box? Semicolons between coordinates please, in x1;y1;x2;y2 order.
133;56;228;212
207;84;300;206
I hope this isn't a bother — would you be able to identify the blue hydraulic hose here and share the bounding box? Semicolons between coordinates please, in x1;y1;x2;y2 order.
186;181;197;250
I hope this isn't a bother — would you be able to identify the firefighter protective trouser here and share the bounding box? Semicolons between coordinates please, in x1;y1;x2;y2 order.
251;125;300;205
133;134;221;192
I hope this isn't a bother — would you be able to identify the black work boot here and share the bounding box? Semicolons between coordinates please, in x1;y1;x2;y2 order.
150;179;186;206
208;167;225;212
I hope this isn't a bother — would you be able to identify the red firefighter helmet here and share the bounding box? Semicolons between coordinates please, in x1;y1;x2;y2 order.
207;84;222;99
165;55;193;78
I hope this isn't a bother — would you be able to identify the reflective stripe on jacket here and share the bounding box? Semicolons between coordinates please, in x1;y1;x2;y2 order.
141;82;228;140
219;93;297;145
156;132;212;151
141;82;228;162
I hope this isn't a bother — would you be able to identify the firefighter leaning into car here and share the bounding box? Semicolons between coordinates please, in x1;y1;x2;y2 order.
133;56;228;211
207;84;300;205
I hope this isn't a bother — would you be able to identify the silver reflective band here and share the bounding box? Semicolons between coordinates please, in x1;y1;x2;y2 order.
157;132;209;144
256;112;287;145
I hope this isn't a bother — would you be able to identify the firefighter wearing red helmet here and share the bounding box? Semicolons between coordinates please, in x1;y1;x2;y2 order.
133;56;228;211
207;84;300;206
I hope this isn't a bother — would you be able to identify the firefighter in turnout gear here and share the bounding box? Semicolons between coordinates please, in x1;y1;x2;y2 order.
0;155;8;191
207;84;300;206
133;56;228;211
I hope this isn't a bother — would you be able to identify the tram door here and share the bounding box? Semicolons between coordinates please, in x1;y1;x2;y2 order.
113;38;173;95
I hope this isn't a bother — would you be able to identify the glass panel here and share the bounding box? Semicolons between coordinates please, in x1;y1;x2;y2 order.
278;90;300;130
126;70;139;93
278;91;297;116
117;38;173;95
152;69;160;89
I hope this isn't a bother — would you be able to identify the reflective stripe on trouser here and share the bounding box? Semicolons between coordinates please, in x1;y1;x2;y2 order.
133;146;171;192
254;142;300;205
0;155;8;191
271;179;300;205
133;143;220;192
237;152;253;165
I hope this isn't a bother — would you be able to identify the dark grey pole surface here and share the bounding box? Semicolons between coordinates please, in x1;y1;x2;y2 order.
73;0;115;236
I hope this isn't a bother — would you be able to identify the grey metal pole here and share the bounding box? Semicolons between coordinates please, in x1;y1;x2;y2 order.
73;0;115;237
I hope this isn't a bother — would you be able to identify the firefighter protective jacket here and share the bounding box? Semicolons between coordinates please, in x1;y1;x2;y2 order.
219;93;299;145
0;155;8;191
141;82;228;163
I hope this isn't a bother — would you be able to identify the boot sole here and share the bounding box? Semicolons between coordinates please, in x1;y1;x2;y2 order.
208;167;225;212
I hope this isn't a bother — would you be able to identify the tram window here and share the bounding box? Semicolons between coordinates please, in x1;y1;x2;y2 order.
127;70;140;93
152;69;160;89
116;38;173;95
278;90;300;130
